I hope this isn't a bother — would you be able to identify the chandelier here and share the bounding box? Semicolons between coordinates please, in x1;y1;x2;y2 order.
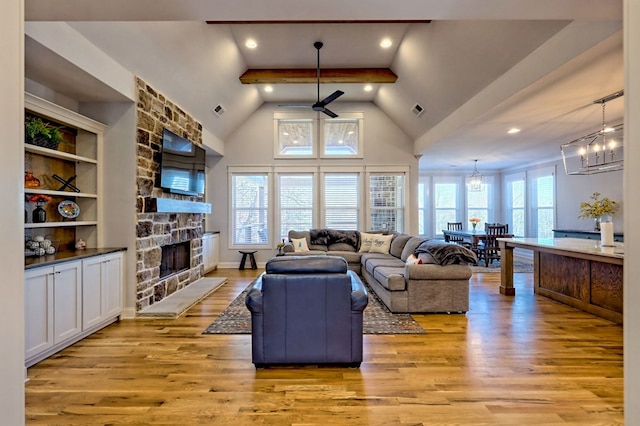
467;160;485;192
561;90;624;175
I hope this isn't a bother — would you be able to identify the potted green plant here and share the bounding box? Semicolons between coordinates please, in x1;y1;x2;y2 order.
578;192;619;230
25;116;63;150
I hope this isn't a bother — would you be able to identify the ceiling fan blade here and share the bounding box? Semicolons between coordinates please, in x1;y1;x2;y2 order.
321;108;338;118
319;90;344;106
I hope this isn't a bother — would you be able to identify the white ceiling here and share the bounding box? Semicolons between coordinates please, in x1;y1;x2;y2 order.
23;0;624;171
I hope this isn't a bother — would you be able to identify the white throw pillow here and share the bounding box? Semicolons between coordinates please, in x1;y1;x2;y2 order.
369;234;394;254
359;232;378;252
290;237;309;252
405;253;423;265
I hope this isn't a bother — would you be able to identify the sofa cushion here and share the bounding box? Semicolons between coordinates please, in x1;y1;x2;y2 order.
288;230;311;246
400;236;428;261
284;250;328;257
390;233;412;259
373;266;406;291
363;256;406;277
369;234;394;254
328;242;357;252
328;250;362;265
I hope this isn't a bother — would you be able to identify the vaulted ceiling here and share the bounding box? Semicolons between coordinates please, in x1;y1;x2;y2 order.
24;0;623;171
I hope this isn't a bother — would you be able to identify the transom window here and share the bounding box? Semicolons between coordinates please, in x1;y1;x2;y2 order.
274;112;363;159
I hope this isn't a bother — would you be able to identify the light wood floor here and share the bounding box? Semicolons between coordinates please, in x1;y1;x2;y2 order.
25;269;623;425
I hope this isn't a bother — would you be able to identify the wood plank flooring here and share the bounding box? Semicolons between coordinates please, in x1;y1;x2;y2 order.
25;269;623;425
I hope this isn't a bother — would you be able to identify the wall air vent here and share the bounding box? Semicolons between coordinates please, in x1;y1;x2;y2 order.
412;103;424;117
212;104;226;117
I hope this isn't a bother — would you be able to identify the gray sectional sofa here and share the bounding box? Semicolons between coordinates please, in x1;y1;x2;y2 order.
283;229;475;313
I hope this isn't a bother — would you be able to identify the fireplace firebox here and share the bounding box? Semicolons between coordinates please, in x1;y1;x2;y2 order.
160;241;191;278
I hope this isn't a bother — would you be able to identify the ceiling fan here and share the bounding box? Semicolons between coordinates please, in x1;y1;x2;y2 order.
279;41;344;118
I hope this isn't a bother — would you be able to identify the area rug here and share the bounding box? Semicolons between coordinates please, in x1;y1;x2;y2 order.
470;260;533;273
203;282;426;335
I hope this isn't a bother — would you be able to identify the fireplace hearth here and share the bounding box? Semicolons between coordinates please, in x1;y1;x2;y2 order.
160;241;191;278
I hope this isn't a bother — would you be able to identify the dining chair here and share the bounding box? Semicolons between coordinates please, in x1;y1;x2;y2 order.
476;224;508;267
446;222;472;248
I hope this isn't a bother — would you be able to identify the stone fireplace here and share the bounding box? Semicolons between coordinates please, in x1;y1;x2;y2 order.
160;241;191;279
135;77;205;312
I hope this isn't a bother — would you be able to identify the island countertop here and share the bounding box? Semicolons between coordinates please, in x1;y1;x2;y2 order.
497;237;623;260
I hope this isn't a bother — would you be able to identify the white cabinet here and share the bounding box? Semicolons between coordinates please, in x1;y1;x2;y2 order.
25;252;123;367
25;267;54;360
82;252;123;330
202;233;219;273
53;261;83;343
25;260;82;362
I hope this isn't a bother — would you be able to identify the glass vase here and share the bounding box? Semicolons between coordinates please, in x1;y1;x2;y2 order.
32;202;46;223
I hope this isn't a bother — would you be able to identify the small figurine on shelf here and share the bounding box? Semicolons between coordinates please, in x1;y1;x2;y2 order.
27;194;52;224
276;239;286;256
24;171;41;188
75;239;87;250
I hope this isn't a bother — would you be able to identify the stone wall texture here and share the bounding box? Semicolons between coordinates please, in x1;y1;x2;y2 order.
135;77;205;311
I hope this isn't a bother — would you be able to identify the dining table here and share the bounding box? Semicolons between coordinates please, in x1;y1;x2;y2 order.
442;229;514;250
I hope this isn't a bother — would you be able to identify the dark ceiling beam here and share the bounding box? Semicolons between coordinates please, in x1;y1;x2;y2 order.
239;68;398;84
207;20;431;24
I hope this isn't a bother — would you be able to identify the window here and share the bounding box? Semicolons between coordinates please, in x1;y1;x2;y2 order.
368;173;405;232
528;167;555;238
231;173;269;246
466;182;490;229
277;173;314;241
274;113;315;158
505;173;526;237
231;166;407;246
274;112;363;159
323;173;360;230
321;113;364;158
433;178;461;236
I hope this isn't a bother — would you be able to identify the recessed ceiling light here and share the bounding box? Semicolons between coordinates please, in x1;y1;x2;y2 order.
507;128;521;134
364;85;373;92
380;38;392;48
264;85;273;93
245;39;257;49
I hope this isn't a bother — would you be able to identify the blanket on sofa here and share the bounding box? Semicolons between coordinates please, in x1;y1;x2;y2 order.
415;240;478;265
310;229;360;249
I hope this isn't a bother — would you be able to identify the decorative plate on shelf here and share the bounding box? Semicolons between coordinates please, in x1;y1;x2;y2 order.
58;200;80;219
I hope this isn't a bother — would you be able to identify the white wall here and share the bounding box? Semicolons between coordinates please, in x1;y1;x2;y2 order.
81;102;138;317
624;0;640;420
504;158;624;233
0;0;25;423
206;102;417;266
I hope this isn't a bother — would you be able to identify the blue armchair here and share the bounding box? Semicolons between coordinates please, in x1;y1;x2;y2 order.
245;255;368;368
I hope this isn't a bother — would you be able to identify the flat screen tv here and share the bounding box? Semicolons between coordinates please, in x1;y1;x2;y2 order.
160;128;206;196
